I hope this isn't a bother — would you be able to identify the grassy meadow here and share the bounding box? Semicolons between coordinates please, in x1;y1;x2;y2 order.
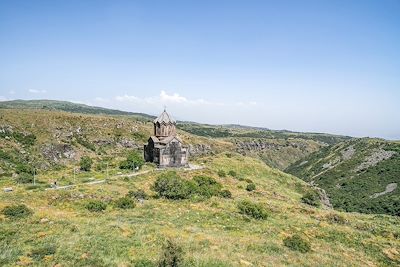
1;153;399;266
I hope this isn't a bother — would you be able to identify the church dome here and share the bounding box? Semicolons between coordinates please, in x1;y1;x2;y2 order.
153;109;176;124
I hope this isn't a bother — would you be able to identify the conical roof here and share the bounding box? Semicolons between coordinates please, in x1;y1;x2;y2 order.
153;109;176;124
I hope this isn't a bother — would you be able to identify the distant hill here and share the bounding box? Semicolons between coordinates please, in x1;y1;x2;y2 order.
0;99;352;170
286;138;400;216
0;99;155;119
177;123;351;170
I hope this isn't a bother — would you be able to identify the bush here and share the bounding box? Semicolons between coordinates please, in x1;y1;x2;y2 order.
135;259;155;267
325;213;347;224
120;151;144;170
219;189;232;199
16;173;34;184
283;234;311;253
75;135;96;151
31;244;57;260
217;170;226;177
127;189;149;200
114;197;136;209
153;172;193;200
237;200;268;220
246;183;256;192
228;170;237;177
2;204;33;219
15;163;34;175
80;156;93;171
85;200;107;212
301;191;321;207
192;175;222;198
12;132;36;146
158;239;184;267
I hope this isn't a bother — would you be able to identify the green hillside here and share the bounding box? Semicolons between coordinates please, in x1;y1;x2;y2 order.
1;153;399;266
0;99;349;172
0;108;232;179
0;101;400;266
0;99;154;119
177;123;350;169
286;138;400;216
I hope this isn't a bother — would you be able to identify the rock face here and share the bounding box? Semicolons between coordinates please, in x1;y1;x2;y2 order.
117;139;141;149
354;149;396;172
42;144;76;162
370;183;398;199
235;139;307;153
188;144;212;156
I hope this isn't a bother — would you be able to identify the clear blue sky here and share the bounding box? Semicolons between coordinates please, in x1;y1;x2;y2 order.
1;0;399;139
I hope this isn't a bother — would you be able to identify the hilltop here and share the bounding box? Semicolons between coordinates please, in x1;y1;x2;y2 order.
0;99;154;119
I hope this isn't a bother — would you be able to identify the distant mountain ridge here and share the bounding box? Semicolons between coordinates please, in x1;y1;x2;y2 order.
0;99;155;119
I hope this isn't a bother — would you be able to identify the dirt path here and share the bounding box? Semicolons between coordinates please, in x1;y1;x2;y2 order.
45;164;204;191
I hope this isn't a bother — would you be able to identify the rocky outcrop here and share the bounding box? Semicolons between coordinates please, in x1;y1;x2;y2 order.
354;149;396;172
235;139;312;153
42;144;76;162
370;183;397;199
117;139;141;149
188;144;212;156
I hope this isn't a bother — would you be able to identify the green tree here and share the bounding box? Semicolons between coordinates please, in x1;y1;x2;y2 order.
80;156;93;171
120;151;144;170
153;171;193;200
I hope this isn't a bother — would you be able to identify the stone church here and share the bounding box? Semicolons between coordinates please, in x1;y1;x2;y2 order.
144;109;189;167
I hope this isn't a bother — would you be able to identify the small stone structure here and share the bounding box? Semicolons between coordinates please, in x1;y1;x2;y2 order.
144;109;189;167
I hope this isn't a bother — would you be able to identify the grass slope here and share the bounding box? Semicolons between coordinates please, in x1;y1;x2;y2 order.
0;108;232;177
177;123;350;170
0;154;399;266
286;138;400;216
0;99;154;119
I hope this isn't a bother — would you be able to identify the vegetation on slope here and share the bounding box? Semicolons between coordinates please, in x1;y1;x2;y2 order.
177;123;351;170
286;138;400;216
0;99;154;119
0;108;231;180
0;154;399;266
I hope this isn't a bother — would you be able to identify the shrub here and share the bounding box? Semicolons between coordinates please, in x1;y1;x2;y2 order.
75;135;96;151
219;189;232;199
16;173;34;184
85;200;107;212
127;189;149;200
135;259;155;267
120;151;144;170
217;170;226;177
114;197;136;209
246;183;256;192
158;239;184;267
237;200;268;220
2;204;33;219
31;244;57;260
12;132;36;146
228;170;237;177
301;191;321;207
80;156;93;171
153;172;193;200
15;163;34;175
325;213;347;224
283;234;311;253
192;175;222;198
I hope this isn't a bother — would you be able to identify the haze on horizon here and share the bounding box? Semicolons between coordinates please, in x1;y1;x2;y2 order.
0;1;399;140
